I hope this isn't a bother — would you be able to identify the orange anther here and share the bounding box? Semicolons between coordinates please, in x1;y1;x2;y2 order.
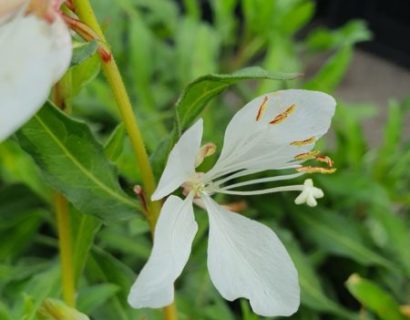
294;150;320;161
290;136;316;146
269;104;296;125
296;166;336;174
256;96;269;121
316;155;334;167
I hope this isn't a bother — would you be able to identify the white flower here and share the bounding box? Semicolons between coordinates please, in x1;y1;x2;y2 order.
128;89;336;317
0;0;71;142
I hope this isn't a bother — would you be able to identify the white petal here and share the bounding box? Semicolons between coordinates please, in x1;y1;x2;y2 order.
208;90;336;178
202;194;300;317
0;14;71;142
152;119;203;200
128;195;198;308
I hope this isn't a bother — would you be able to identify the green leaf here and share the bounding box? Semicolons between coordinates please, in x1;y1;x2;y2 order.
70;41;98;66
346;274;406;320
281;1;315;35
278;229;355;319
71;54;101;96
292;209;397;272
104;124;126;162
374;100;403;179
72;211;101;284
0;140;51;200
368;206;410;278
0;184;44;230
86;248;141;320
304;45;353;92
17;102;141;222
175;66;299;133
306;20;372;51
13;266;60;320
77;284;120;314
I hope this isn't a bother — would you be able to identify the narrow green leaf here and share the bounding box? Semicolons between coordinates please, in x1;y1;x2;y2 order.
304;46;353;92
292;209;397;272
0;184;44;230
72;211;101;284
77;284;120;314
175;66;299;133
104;124;126;162
71;54;101;96
70;41;98;66
279;229;355;319
346;274;406;320
17;102;141;222
13;266;60;320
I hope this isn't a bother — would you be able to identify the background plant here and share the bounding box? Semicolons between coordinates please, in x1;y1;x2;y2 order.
0;0;409;319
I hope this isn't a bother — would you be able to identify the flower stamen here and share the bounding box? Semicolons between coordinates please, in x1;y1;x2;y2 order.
290;136;316;146
296;166;336;174
195;143;216;168
294;150;320;161
255;96;269;121
315;155;334;167
269;104;296;125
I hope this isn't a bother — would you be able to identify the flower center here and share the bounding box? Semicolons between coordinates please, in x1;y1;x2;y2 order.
182;172;206;197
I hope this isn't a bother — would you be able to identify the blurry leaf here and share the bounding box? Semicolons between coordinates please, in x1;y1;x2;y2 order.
89;248;136;304
334;103;368;168
72;211;101;284
71;54;101;96
374;100;403;179
307;20;372;51
104;124;126;162
210;0;238;44
292;209;397;272
368;207;410;278
304;46;353;92
70;41;98;66
183;0;200;20
346;274;406;320
17;102;141;222
98;227;150;259
77;284;119;314
86;248;140;320
0;184;45;230
13;266;60;320
0;210;44;261
175;19;220;85
240;300;259;320
281;1;315;35
279;229;355;319
0;140;51;200
258;33;300;93
38;298;90;320
241;0;275;37
0;302;11;320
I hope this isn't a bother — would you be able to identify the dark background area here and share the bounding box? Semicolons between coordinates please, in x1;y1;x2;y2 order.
316;0;410;69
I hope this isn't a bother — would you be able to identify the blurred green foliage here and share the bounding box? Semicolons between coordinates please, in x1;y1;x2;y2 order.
1;0;409;319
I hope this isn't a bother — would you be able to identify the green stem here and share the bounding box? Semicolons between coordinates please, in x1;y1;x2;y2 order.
71;1;177;319
52;81;76;307
54;193;76;307
72;0;161;229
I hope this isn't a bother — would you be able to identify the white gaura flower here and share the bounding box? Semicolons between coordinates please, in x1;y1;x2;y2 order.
0;0;71;142
128;89;336;317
